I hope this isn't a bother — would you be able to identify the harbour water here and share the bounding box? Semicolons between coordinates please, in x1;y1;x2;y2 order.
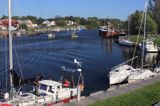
0;30;159;95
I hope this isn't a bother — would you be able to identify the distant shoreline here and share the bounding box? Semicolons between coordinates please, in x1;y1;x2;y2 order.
0;25;87;37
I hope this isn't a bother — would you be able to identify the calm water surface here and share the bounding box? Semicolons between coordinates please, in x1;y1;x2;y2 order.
0;30;158;95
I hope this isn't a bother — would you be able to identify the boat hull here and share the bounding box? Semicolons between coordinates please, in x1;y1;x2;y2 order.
99;30;117;38
118;39;134;46
48;33;55;39
139;45;158;53
109;65;134;85
139;40;159;53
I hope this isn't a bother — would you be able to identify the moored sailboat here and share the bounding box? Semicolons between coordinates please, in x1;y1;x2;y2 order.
118;37;134;46
128;0;156;83
118;13;134;46
109;56;138;85
0;1;84;105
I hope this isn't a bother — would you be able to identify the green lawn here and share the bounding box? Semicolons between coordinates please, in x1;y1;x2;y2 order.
126;35;160;46
89;81;160;106
130;35;144;44
154;36;160;46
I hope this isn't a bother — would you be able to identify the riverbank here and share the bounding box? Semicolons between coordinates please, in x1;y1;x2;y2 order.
65;74;160;106
26;25;86;35
0;25;87;36
89;79;160;106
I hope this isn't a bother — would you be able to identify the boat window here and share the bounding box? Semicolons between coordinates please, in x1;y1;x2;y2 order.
127;68;131;70
49;86;55;93
57;86;61;89
40;84;48;91
21;94;29;97
115;70;119;72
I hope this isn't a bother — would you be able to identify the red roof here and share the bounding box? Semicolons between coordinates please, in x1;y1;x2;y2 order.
0;19;18;28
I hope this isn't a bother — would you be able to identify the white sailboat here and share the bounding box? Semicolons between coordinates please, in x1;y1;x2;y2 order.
128;1;155;83
138;1;158;53
109;65;134;85
0;1;84;105
109;56;138;85
118;38;134;46
118;13;134;46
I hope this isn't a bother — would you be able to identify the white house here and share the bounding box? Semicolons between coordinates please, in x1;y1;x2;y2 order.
42;20;50;25
67;21;75;26
0;26;7;30
18;19;37;28
50;21;56;26
42;20;56;26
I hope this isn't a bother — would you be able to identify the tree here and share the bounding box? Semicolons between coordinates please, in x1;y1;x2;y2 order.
37;17;45;25
1;15;8;19
56;20;66;26
26;15;37;24
148;0;160;33
19;23;28;30
12;16;20;20
109;19;124;30
130;10;157;35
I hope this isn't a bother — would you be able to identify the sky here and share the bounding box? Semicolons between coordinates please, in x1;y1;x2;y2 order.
0;0;146;20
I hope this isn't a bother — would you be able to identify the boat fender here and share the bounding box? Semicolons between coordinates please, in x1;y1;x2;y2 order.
79;84;84;92
4;93;9;100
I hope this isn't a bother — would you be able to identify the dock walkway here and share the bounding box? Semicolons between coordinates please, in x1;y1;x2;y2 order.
63;75;160;106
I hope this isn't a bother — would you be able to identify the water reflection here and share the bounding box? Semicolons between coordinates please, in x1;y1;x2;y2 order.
144;53;157;64
101;39;113;55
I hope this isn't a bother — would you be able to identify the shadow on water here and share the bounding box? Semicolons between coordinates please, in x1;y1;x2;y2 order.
0;30;160;95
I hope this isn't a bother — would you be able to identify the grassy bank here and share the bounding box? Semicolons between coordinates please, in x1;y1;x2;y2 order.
154;36;160;46
129;35;144;44
89;81;160;106
127;35;160;46
24;25;86;36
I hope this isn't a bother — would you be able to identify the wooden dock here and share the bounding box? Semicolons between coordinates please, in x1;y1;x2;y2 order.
61;75;160;106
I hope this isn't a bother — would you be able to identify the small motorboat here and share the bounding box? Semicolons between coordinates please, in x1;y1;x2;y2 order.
71;31;78;39
48;33;56;39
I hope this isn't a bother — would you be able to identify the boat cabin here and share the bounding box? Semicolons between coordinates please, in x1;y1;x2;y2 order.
38;80;62;94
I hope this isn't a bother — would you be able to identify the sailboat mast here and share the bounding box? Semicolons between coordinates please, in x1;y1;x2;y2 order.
141;0;148;69
8;0;14;87
128;13;130;39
